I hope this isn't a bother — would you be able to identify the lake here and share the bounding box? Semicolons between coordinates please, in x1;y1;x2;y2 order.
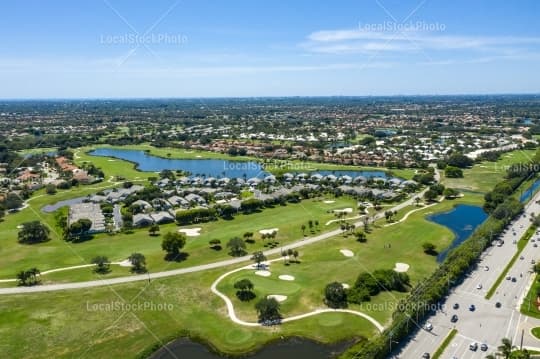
150;337;350;359
89;148;392;179
428;204;488;262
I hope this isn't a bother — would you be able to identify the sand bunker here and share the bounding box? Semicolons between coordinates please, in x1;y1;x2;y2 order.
259;228;279;235
255;270;271;277
178;227;202;237
267;294;287;302
394;263;410;273
342;283;350;289
279;275;295;281
340;249;354;257
118;259;132;267
334;208;353;214
323;200;336;204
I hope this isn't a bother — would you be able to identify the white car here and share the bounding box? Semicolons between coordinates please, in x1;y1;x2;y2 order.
476;284;483;289
424;322;433;331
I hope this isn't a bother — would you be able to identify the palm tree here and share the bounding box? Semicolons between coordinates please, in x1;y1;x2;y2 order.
498;338;514;358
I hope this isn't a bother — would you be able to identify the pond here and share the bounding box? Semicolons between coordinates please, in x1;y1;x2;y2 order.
150;337;350;359
41;196;88;213
89;148;392;180
427;204;488;262
90;148;267;178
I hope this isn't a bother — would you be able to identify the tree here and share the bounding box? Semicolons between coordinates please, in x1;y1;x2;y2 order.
251;251;267;268
414;197;421;206
4;192;23;210
17;267;41;286
422;242;437;255
292;250;299;262
148;224;160;236
209;239;222;250
18;221;50;244
255;297;282;323
227;237;247;257
325;282;347;308
68;218;93;241
355;231;367;243
234;279;255;301
92;256;110;274
443;187;460;198
424;189;438;202
45;183;57;195
161;232;187;261
128;253;147;273
301;224;306;235
444;165;463;178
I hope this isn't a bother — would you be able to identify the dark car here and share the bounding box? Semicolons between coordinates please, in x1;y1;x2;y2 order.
469;304;476;311
453;303;459;309
481;343;488;351
451;314;458;323
422;353;430;359
495;302;502;308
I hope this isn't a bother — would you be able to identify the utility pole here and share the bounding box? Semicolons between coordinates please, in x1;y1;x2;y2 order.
521;329;524;350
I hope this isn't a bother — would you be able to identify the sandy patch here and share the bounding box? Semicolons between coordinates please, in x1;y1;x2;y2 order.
196;155;202;158
279;275;295;281
394;263;410;273
342;283;350;289
340;249;354;257
334;208;353;214
255;270;271;277
323;200;335;204
267;294;287;302
16;225;23;229
178;227;202;237
259;228;279;235
107;159;116;162
118;259;132;267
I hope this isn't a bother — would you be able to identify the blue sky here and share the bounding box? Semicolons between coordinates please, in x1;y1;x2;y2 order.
1;0;539;98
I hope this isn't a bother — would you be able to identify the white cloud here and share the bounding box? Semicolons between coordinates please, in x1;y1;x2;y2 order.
303;28;540;54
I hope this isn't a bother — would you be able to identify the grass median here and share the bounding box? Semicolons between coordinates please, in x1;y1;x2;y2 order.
432;329;457;359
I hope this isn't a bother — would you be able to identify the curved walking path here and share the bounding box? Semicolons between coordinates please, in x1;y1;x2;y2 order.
210;258;384;332
383;203;437;227
0;170;438;295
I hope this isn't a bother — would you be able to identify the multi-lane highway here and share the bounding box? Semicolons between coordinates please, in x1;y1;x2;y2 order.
395;190;540;359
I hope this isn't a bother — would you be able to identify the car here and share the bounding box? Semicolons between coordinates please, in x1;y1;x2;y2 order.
422;353;430;359
514;240;518;244
484;266;489;271
532;259;536;264
520;255;525;260
512;277;517;282
451;314;458;323
495;302;502;308
534;243;538;248
476;284;483;289
424;322;433;331
469;342;478;351
521;224;524;228
532;239;536;243
453;303;459;309
481;343;488;351
506;275;511;280
469;304;476;311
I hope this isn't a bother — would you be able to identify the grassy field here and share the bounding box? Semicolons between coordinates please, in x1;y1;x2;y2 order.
0;193;474;358
442;150;536;194
521;274;540;319
0;193;358;280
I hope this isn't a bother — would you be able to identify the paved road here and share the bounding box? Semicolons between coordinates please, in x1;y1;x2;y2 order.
0;177;433;295
394;189;540;359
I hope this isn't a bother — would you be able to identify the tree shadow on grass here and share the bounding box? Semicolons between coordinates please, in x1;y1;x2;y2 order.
164;252;190;262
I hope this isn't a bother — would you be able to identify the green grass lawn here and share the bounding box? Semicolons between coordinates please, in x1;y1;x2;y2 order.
521;274;540;319
0;193;472;358
442;150;536;194
0;195;357;279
